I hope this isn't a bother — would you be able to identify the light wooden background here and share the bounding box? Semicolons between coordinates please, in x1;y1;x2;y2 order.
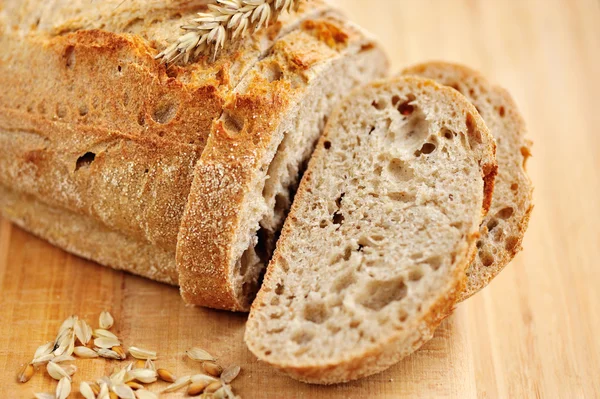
2;0;599;397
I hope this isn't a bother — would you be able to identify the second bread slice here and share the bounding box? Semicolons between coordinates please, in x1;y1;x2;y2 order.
245;76;497;383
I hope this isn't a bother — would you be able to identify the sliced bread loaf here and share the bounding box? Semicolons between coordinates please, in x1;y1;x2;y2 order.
245;76;497;383
402;62;533;300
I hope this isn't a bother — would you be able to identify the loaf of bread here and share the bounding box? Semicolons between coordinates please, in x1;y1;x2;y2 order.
0;0;388;310
245;76;497;383
402;62;533;300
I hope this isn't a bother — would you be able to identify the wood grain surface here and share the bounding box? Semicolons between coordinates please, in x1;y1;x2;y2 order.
2;0;599;397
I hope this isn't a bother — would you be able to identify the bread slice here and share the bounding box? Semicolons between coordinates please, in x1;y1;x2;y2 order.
177;14;388;310
402;62;533;300
245;76;497;383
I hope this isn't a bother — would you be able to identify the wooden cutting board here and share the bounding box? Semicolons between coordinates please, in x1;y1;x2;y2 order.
2;0;599;397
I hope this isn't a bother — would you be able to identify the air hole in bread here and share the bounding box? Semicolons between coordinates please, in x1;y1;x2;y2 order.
423;256;442;271
520;146;532;169
371;99;386;110
505;236;519;252
498;106;506;117
332;271;356;292
511;183;519;191
388;192;417;203
324;140;331;150
78;105;88;117
358;278;408;310
391;95;401;106
292;330;314;345
410;252;423;260
408;266;424;281
332;212;344;226
117;65;122;73
374;165;383;176
270;296;280;306
466;113;482;147
152;102;178;124
137;112;146;126
388;158;415;181
443;129;454;139
64;45;75;69
269;311;283;320
451;221;463;229
275;283;284;295
56;104;67;119
476;240;483;249
394;309;408;324
319;220;328;228
349;320;361;328
327;324;342;334
221;111;244;135
415;142;436;157
264;350;272;356
497;207;514;219
75;152;96;171
264;62;284;82
481;251;494;267
487;219;498;232
303;302;331;324
450;83;461;92
397;94;416;115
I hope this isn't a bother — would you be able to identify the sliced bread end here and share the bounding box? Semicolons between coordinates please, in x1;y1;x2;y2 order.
245;76;497;383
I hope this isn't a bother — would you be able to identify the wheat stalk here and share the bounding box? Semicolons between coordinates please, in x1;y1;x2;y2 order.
156;0;303;64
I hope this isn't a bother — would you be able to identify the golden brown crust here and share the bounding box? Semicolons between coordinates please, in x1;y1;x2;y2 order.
0;1;337;290
177;14;389;310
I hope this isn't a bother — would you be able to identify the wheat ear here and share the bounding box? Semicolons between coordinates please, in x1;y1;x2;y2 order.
156;0;303;64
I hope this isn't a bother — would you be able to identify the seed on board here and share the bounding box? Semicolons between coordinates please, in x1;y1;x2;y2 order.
56;376;71;399
74;346;99;358
187;380;210;396
135;360;146;369
220;365;241;384
126;381;144;390
32;353;55;365
47;361;71;381
80;381;96;399
90;381;101;395
75;319;93;345
204;381;223;394
202;361;223;377
99;311;115;329
99;382;110;399
109;391;119;399
157;368;177;383
213;386;227;399
94;329;119;340
95;337;121;349
128;346;158;361
163;375;192;392
61;363;78;377
33;393;54;399
191;374;218;384
125;368;158;384
134;390;158;399
17;363;34;383
144;359;156;371
111;368;127;386
112;383;136;399
97;348;123;360
186;347;216;362
34;342;54;359
112;346;127;360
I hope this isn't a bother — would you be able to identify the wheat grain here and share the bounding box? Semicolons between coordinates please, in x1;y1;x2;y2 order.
157;368;177;383
125;368;158;384
47;361;71;381
80;381;96;399
220;365;241;383
33;393;54;399
99;311;115;329
203;361;223;377
156;0;303;64
17;363;34;383
163;375;192;392
128;346;157;360
74;346;99;358
125;381;144;390
112;383;136;399
134;390;158;399
56;376;71;399
186;347;216;362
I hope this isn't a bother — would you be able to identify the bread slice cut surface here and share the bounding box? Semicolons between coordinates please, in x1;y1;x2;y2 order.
245;76;497;383
402;62;533;300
